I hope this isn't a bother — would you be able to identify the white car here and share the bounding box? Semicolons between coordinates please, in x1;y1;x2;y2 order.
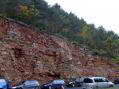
81;77;114;89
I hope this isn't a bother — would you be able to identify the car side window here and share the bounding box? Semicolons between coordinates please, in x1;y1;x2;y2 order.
104;79;109;82
94;79;99;82
94;78;108;82
83;78;93;83
94;78;104;82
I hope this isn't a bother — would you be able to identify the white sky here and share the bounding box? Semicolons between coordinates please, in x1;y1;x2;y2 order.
45;0;119;35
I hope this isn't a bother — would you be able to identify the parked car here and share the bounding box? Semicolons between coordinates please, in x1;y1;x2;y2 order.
82;77;114;89
74;81;82;87
66;81;82;87
0;79;11;89
13;80;40;89
41;80;65;89
66;81;75;87
114;78;119;84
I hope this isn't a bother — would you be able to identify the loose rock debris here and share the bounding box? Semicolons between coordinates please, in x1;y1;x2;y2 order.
0;17;119;85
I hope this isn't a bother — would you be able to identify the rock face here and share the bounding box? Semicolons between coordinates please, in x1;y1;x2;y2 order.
0;17;119;85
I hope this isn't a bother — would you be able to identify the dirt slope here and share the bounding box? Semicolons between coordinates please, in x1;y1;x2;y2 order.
0;17;119;85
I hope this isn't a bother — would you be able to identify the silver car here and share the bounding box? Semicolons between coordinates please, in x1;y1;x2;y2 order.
82;77;114;89
13;80;40;89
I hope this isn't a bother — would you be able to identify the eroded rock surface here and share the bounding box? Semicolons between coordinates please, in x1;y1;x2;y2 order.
0;17;119;85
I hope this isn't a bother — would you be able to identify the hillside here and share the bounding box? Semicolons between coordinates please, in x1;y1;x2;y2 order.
0;0;119;59
0;17;119;85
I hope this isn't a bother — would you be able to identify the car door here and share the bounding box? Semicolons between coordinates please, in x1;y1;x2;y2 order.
100;78;108;88
16;81;25;89
103;79;110;87
82;78;94;89
94;78;108;88
23;81;33;89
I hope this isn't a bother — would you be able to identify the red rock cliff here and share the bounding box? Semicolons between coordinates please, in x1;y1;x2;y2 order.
0;17;119;85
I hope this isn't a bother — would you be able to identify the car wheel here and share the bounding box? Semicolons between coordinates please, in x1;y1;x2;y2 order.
109;85;114;87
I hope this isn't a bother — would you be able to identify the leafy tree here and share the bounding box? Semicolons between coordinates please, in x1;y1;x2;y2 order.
0;0;118;59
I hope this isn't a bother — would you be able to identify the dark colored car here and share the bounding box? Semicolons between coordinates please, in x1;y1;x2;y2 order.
41;80;65;89
66;81;75;87
13;80;40;89
66;81;82;87
114;78;119;84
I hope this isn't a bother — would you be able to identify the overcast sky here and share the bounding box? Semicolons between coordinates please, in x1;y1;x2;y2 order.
45;0;119;35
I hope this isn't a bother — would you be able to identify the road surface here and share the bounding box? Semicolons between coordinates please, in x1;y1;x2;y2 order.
65;84;119;89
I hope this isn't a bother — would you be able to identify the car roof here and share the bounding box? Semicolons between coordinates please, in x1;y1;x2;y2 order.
0;79;6;83
25;80;39;83
86;77;106;79
52;80;65;84
25;80;38;81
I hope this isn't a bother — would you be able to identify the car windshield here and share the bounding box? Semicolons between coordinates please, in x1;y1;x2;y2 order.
83;78;93;83
47;80;53;84
16;81;25;86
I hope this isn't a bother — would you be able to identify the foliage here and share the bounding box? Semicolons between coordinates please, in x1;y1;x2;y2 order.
0;0;119;59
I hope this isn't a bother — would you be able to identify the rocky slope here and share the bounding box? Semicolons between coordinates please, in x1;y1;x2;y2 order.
0;17;119;85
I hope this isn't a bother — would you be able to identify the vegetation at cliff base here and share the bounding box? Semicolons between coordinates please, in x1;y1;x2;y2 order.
0;0;119;59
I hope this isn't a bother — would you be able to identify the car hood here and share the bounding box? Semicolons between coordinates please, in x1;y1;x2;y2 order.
13;85;23;88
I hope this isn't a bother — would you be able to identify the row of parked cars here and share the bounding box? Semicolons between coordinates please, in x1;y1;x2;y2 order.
0;79;65;89
0;77;119;89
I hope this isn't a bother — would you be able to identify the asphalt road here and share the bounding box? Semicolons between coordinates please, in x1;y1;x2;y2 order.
65;87;82;89
65;84;119;89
